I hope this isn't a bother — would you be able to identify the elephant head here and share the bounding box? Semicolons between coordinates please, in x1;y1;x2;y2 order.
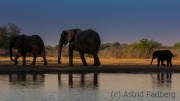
58;29;81;64
9;35;23;61
150;51;159;65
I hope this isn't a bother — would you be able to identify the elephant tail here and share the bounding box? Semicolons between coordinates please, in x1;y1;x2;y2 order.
171;53;174;57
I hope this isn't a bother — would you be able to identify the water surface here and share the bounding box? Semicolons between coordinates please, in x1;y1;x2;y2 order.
0;73;179;101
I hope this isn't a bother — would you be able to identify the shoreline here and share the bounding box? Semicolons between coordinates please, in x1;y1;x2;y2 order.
0;64;179;74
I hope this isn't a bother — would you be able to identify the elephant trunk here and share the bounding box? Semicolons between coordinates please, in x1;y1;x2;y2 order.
58;42;63;64
150;58;153;65
9;48;14;61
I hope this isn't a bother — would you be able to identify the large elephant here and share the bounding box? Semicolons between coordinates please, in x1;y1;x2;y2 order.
9;35;47;66
58;29;101;66
150;50;174;67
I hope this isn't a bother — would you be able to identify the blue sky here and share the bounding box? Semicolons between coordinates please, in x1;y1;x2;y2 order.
0;0;180;46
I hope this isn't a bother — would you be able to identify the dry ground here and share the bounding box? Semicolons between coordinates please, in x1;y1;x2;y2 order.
0;57;180;73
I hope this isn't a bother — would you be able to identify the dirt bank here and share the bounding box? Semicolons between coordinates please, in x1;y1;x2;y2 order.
0;62;180;74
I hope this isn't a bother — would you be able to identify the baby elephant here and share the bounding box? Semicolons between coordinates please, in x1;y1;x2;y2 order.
150;50;174;67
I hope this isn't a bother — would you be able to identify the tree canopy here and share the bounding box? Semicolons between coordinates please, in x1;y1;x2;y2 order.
0;23;21;49
138;38;158;55
173;42;180;49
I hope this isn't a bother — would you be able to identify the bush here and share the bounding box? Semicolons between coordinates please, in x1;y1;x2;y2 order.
173;42;180;49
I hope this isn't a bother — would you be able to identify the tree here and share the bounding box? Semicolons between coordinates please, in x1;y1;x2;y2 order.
0;25;8;48
173;42;180;49
112;42;120;47
138;38;158;57
0;23;21;49
99;43;110;50
127;42;140;58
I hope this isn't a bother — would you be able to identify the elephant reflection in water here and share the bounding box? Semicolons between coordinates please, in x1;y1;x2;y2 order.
9;74;45;83
79;73;98;87
58;73;98;88
151;72;172;88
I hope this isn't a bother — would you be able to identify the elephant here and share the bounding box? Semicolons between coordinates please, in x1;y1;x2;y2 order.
9;35;47;66
58;29;101;66
150;50;174;67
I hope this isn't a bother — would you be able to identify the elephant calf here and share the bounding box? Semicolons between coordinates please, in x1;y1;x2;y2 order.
9;35;47;66
150;50;174;67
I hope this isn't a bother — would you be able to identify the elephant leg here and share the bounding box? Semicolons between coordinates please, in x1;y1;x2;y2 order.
22;52;27;66
166;60;169;66
157;58;160;67
161;59;165;66
68;47;74;66
79;52;87;66
31;54;37;65
166;58;173;67
41;50;47;65
170;62;173;67
93;54;100;66
14;53;21;65
22;56;26;66
42;56;47;65
169;58;173;67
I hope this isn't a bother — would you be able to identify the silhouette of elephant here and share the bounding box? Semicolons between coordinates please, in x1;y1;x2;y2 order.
58;29;101;66
150;50;174;67
9;35;47;66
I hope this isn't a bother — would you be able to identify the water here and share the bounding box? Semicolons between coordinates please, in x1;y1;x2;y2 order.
0;73;179;101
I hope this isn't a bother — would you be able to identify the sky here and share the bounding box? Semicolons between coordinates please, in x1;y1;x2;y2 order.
0;0;180;46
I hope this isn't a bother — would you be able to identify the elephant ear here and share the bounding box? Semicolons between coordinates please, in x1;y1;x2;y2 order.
14;36;22;49
66;30;75;43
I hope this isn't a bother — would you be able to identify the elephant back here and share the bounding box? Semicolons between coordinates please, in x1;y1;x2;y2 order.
33;35;44;46
77;29;100;42
75;29;101;52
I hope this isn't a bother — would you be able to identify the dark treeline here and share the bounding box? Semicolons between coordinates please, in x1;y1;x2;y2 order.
27;40;180;59
1;23;180;58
